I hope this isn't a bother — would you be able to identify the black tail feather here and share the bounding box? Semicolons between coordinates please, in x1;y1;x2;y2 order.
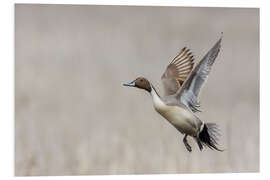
198;123;223;151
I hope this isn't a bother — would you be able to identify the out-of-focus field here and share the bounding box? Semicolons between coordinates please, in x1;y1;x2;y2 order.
15;4;259;176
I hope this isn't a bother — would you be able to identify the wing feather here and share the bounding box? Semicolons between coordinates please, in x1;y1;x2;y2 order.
161;47;195;96
176;36;222;113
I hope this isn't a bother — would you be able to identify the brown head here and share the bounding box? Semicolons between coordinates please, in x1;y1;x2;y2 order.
123;77;152;93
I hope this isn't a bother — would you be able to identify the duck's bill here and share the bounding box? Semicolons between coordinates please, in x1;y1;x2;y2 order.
123;81;136;87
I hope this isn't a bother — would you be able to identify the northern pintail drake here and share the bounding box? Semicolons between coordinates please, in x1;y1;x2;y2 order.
123;36;223;152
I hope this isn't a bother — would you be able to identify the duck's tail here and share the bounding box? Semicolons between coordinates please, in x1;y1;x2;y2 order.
198;123;223;151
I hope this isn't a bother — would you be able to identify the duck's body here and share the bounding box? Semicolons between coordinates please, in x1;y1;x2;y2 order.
124;35;223;152
151;86;200;137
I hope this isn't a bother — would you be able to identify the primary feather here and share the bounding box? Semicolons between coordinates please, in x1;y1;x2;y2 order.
176;37;222;113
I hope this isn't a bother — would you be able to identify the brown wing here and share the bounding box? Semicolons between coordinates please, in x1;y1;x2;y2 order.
161;47;194;96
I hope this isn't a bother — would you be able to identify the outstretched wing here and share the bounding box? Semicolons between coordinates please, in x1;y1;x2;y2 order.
161;47;194;96
177;36;222;113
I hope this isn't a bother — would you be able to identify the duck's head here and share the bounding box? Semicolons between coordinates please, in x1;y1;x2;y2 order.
123;77;151;93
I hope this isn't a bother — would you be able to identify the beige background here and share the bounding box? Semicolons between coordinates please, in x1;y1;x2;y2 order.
15;4;259;176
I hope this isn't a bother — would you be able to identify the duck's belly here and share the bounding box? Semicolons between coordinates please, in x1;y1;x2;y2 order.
156;105;198;136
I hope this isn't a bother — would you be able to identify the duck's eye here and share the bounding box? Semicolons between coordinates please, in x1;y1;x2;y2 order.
140;79;143;82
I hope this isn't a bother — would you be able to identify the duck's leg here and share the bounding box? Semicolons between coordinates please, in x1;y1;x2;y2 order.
183;134;192;152
195;137;203;151
196;138;203;151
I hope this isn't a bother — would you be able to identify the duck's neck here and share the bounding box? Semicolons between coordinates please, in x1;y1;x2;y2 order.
150;84;165;111
150;84;160;97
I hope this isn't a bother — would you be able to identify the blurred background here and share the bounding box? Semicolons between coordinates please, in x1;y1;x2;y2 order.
15;4;259;176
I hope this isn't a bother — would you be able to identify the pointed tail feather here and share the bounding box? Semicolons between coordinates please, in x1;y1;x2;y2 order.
198;123;223;151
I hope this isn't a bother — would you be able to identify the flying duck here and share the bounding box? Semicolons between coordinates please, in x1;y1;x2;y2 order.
123;36;223;152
